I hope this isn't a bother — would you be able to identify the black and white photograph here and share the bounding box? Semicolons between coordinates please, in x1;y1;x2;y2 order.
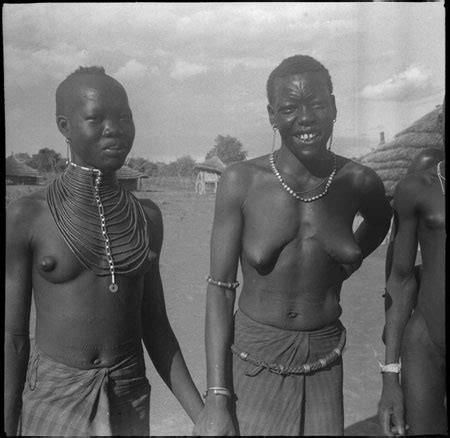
4;2;445;436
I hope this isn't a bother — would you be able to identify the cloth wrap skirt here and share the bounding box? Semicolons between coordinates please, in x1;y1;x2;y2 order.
19;346;151;436
231;309;345;436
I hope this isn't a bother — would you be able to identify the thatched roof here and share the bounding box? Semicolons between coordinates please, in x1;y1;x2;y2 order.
194;156;226;174
5;155;41;177
357;106;443;196
116;165;147;180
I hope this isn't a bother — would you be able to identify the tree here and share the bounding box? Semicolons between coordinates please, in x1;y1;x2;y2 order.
158;155;196;177
127;157;158;176
173;155;196;177
205;135;247;164
27;148;62;173
14;153;31;163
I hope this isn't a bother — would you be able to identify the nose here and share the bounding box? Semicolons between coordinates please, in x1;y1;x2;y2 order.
103;118;123;137
296;105;315;125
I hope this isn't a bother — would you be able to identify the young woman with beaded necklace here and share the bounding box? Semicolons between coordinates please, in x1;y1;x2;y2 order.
193;55;392;436
378;98;446;436
5;66;203;436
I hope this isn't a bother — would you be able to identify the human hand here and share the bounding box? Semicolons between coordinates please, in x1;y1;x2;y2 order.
192;400;236;436
378;379;408;436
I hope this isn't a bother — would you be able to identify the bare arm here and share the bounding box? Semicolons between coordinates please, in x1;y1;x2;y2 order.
140;202;203;423
355;167;392;259
193;165;246;436
4;199;34;435
378;178;419;436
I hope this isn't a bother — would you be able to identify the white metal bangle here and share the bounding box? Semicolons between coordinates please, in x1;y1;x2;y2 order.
379;362;401;373
203;387;232;399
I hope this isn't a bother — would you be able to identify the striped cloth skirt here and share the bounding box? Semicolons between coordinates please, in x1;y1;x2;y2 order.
231;309;345;436
19;346;151;436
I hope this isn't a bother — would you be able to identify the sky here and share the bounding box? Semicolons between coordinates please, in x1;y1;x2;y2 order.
3;2;446;163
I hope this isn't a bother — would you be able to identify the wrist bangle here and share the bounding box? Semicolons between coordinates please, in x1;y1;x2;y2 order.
203;387;232;399
379;362;401;373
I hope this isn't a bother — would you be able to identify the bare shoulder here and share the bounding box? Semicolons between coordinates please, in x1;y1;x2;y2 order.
220;155;270;188
137;197;163;226
6;189;47;228
337;156;384;193
407;148;444;174
215;155;272;208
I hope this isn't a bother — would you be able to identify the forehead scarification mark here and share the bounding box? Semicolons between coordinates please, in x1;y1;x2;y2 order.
291;74;319;100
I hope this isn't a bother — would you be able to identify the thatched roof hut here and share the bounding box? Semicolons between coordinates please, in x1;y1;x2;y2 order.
5;154;42;185
357;106;443;196
194;156;226;195
194;156;226;174
116;165;148;191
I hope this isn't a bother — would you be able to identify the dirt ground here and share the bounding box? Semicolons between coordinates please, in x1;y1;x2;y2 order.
21;184;391;436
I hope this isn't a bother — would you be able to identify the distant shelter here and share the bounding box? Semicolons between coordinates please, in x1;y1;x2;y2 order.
116;165;148;191
194;156;225;195
5;154;43;185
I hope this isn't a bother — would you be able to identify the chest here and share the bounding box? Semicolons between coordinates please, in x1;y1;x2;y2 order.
241;181;362;269
31;209;156;284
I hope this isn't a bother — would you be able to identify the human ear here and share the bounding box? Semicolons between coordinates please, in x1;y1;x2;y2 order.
330;95;337;121
267;104;276;127
56;115;70;139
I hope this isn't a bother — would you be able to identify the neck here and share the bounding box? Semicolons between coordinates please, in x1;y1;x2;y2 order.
65;161;119;192
277;145;333;177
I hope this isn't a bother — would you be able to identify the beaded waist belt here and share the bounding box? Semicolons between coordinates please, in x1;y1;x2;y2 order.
231;328;346;376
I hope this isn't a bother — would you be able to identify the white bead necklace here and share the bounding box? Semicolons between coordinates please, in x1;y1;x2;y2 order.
269;151;337;202
437;161;445;195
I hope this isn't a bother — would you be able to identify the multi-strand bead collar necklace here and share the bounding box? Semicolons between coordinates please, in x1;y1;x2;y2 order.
269;150;337;202
46;162;150;293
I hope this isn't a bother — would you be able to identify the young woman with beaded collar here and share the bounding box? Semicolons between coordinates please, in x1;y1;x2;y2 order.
378;98;446;436
5;66;203;436
193;55;392;436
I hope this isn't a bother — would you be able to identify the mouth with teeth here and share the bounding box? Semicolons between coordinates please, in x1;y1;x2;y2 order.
294;132;320;143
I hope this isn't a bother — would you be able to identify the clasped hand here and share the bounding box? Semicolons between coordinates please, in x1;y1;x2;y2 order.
378;380;408;436
192;401;236;436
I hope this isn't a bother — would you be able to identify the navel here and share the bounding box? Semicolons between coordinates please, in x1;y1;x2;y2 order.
287;312;299;319
40;256;57;272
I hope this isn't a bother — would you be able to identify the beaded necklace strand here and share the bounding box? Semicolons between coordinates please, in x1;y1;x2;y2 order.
269;150;337;202
437;161;445;195
46;162;150;293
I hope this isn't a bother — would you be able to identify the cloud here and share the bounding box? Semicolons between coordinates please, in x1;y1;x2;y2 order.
360;66;436;102
3;44;92;89
170;60;208;80
114;60;151;83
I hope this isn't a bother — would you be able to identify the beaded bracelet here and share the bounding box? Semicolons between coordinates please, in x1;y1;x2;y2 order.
203;387;233;399
206;275;240;290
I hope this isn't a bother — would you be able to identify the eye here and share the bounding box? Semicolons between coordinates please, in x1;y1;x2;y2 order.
279;106;296;114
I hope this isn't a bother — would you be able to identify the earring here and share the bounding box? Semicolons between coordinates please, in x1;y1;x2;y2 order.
328;120;336;151
65;138;71;164
272;125;278;152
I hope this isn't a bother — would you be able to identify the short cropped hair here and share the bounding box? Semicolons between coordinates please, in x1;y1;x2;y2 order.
55;66;108;115
266;55;333;104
